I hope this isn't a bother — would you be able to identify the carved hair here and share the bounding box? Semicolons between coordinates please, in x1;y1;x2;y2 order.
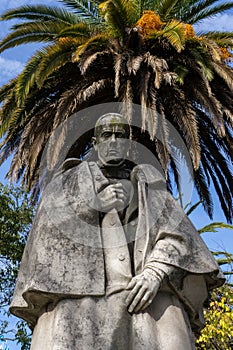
94;113;130;138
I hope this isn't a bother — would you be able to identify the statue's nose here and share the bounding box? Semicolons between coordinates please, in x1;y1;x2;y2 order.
110;134;116;142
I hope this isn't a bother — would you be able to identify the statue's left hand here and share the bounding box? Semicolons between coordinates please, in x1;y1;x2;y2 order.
125;270;160;313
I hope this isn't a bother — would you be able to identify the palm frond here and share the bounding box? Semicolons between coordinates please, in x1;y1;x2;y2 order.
212;61;233;91
201;151;233;222
0;91;17;137
181;0;223;23
185;200;202;216
212;251;233;257
0;79;17;102
178;105;201;169
36;43;77;88
126;55;144;75
217;258;233;266
197;33;233;60
140;70;150;132
0;22;68;53
99;0;139;36
144;53;168;88
198;222;233;234
155;0;180;21
186;41;214;80
79;50;110;74
155;137;170;177
202;31;233;41
70;78;112;113
122;79;133;124
1;5;79;24
60;0;100;21
194;37;222;62
151;20;185;52
138;0;155;15
54;86;81;125
1;115;22;151
224;110;233;129
146;91;159;140
168;155;182;199
185;68;225;137
174;64;189;84
163;85;201;169
197;107;232;164
14;52;44;105
9;107;56;186
193;164;214;219
72;33;109;60
205;141;233;197
155;104;170;175
76;79;111;112
188;2;233;24
114;53;123;98
7;107;27;139
57;22;93;38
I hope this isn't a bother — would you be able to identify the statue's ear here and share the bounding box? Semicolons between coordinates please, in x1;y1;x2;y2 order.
92;137;97;150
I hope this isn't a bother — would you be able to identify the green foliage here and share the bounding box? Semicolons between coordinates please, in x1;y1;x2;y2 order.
0;183;34;349
193;211;233;349
196;284;233;350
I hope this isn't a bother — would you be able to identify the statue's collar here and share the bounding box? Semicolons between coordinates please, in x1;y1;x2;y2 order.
97;160;134;180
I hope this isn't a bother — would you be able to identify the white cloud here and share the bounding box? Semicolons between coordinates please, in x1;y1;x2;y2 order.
195;14;233;32
0;56;23;85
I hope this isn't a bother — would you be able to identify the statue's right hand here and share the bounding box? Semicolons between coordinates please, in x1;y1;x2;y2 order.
97;183;127;212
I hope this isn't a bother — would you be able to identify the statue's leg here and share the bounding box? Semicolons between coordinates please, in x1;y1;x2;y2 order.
132;291;196;350
30;293;132;350
30;291;195;350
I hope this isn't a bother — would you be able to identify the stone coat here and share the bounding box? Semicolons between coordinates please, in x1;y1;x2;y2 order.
10;160;224;330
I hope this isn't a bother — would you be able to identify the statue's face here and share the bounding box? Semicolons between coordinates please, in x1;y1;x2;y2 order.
93;115;130;166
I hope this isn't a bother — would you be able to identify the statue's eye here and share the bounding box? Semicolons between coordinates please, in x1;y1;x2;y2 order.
102;132;112;138
116;132;125;138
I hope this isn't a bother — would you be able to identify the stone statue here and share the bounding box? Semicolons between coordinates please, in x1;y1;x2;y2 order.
10;113;224;349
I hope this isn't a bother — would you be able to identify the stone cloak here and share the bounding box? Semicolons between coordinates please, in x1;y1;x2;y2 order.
10;160;224;330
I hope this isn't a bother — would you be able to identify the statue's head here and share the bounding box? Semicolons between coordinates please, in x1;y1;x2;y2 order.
93;113;130;166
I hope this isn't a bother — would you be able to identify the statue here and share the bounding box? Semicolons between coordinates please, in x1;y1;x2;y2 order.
10;113;224;349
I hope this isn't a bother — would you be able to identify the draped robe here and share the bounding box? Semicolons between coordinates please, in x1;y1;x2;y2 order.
10;160;224;349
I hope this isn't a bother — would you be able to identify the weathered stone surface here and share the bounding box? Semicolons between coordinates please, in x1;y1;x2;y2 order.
10;113;224;349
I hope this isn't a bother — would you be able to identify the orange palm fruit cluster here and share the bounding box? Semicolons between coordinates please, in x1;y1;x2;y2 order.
184;23;195;38
136;10;164;36
58;37;71;44
219;47;233;62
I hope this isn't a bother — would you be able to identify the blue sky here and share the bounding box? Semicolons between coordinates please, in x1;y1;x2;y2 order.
0;1;233;349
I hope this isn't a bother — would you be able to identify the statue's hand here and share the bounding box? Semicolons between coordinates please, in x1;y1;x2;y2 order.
97;183;127;212
125;270;160;313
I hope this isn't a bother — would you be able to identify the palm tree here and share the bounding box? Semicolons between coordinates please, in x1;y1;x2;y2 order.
0;0;233;221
